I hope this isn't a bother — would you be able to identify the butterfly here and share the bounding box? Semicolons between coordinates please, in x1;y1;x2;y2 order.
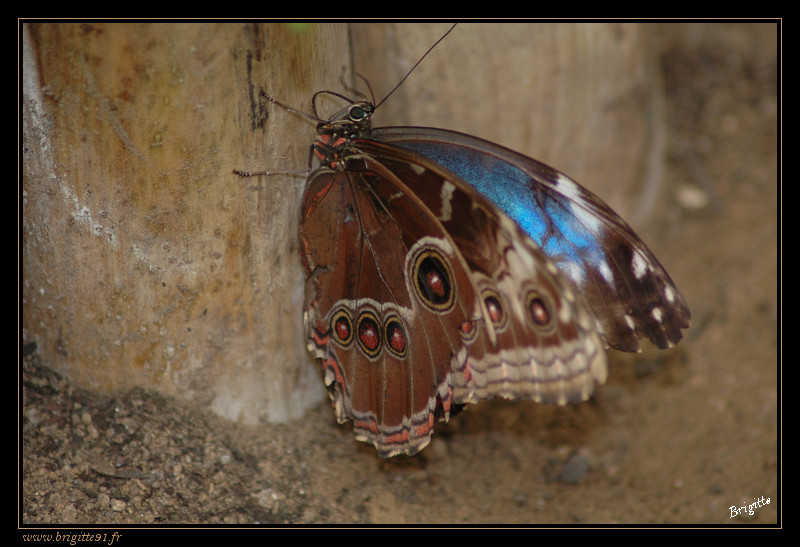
237;26;690;457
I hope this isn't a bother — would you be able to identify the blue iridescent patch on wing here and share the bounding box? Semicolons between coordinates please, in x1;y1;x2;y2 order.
390;140;606;288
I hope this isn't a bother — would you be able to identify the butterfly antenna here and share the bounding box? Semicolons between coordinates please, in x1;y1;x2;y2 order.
374;23;457;110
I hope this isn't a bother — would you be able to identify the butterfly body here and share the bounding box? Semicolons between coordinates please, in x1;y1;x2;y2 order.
292;100;690;457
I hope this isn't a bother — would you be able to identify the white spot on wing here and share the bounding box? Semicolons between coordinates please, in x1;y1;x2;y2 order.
558;302;572;324
651;307;663;323
555;172;582;200
598;262;614;285
439;181;454;221
624;314;635;330
557;173;603;234
632;252;649;279
560;261;583;285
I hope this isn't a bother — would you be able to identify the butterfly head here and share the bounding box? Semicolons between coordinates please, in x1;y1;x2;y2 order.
319;100;375;132
312;100;376;170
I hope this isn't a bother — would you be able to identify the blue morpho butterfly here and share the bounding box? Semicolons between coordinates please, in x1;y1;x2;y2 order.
237;26;690;457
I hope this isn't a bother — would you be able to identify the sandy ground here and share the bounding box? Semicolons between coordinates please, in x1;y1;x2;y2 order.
21;23;778;535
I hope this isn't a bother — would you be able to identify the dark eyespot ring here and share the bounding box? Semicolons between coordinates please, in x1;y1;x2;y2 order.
410;247;455;313
384;315;407;359
526;290;555;332
330;308;354;347
356;310;382;358
481;288;508;332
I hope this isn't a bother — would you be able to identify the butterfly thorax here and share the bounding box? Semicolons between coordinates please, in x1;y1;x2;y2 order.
312;101;375;171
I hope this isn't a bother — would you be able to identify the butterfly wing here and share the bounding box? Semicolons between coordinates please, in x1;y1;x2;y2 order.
371;127;691;352
300;167;459;457
299;139;607;457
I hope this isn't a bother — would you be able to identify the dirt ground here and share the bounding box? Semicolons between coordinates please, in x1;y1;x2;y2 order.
21;23;778;534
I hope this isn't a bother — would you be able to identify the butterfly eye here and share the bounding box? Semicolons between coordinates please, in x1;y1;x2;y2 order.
349;105;366;121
